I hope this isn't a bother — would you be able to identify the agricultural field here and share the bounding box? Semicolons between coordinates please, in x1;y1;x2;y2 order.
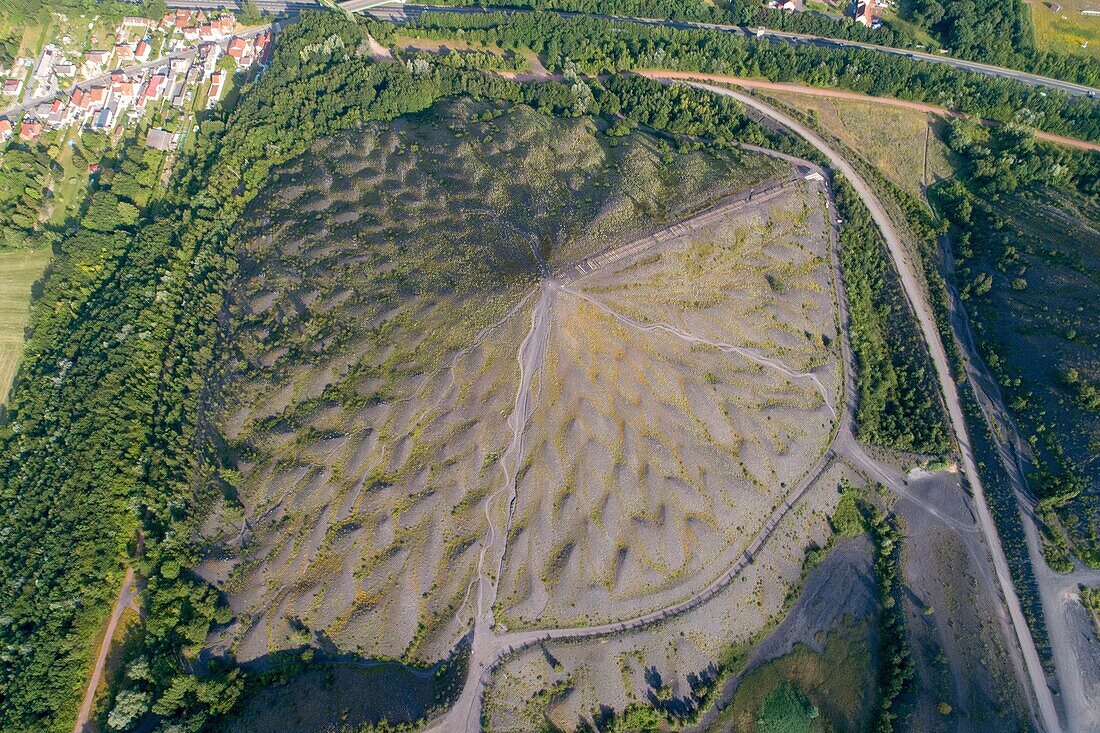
0;246;50;402
197;98;787;668
1030;0;1100;59
763;91;957;197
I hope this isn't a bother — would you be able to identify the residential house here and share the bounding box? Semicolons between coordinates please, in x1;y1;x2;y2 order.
19;119;42;142
45;98;66;127
226;37;248;64
90;105;117;131
121;16;153;30
83;49;112;76
134;40;151;63
54;62;77;76
137;74;167;110
145;127;179;150
86;50;111;65
200;42;222;78
115;43;136;62
207;69;225;108
111;80;138;106
855;0;880;26
255;31;274;68
0;118;12;142
2;78;23;96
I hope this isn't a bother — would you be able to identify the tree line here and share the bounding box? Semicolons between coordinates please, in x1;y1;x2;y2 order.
420;0;1100;86
404;10;1100;142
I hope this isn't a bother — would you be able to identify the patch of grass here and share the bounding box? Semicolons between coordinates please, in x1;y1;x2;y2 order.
765;91;956;198
0;247;50;402
757;683;823;733
1030;0;1100;59
713;621;877;733
830;486;865;538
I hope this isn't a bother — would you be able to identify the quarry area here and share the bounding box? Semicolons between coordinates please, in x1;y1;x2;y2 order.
188;100;1031;732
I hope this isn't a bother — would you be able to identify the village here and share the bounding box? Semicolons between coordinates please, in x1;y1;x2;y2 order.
0;9;274;149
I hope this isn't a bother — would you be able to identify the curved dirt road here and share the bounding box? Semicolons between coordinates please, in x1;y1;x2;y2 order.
657;78;1062;732
642;71;1100;153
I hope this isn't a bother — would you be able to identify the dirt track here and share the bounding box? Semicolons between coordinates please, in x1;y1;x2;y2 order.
640;71;1100;154
72;568;137;733
664;79;1062;733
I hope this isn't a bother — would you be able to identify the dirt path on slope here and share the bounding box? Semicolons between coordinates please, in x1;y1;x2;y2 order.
73;567;138;733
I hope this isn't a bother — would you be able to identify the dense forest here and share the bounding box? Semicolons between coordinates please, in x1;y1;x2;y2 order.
423;0;1100;85
405;11;1100;141
833;177;948;454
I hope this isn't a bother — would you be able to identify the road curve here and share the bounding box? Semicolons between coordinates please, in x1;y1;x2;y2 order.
641;71;1100;153
658;78;1061;732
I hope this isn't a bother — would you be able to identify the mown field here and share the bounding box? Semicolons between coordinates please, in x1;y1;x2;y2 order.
0;247;49;402
764;91;957;198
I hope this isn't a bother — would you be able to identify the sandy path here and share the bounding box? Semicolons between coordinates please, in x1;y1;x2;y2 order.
560;285;837;420
638;71;1100;153
72;567;137;733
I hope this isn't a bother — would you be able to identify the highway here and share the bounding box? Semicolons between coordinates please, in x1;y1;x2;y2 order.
362;3;1100;98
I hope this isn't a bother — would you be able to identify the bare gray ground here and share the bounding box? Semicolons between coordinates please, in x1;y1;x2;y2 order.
195;101;785;667
893;470;1028;732
484;461;861;731
497;185;839;630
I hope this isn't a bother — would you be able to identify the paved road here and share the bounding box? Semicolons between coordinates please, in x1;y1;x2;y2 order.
660;79;1063;732
365;3;1100;98
72;568;138;733
0;23;279;122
